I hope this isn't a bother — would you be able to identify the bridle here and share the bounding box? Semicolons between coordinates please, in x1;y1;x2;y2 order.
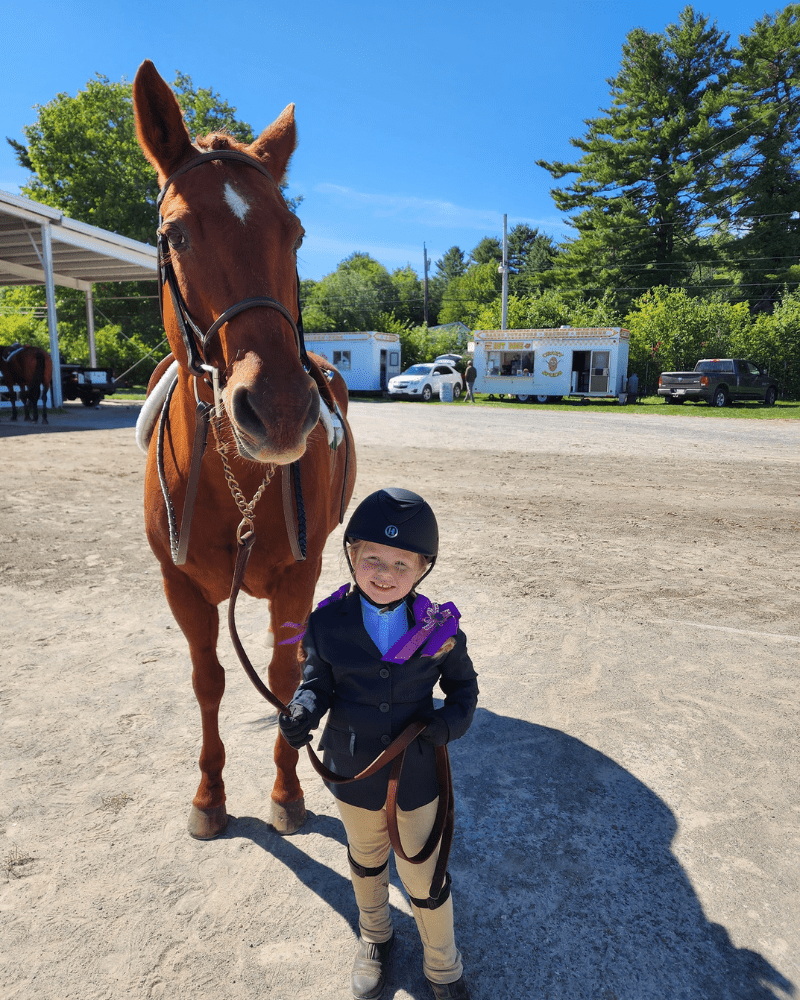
156;147;310;405
153;147;323;565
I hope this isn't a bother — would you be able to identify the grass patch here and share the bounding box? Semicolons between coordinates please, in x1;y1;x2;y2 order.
3;845;35;880
100;792;132;814
108;386;800;418
113;385;148;401
461;394;800;418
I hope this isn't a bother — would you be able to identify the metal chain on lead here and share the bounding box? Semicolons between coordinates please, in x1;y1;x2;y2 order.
209;408;275;535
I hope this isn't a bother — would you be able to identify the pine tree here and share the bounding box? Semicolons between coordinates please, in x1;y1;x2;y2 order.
469;237;503;266
507;224;559;294
537;6;733;308
434;246;467;282
727;4;800;309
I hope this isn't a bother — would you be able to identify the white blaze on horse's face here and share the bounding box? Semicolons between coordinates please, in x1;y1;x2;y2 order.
223;182;250;223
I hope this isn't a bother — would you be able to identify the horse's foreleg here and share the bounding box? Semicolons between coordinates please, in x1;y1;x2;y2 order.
267;588;319;834
162;569;229;839
267;637;307;833
9;389;17;421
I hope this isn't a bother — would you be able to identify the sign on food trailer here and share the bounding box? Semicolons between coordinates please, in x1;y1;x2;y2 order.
471;327;631;402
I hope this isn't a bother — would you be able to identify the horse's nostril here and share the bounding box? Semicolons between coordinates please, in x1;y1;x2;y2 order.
303;386;321;436
230;385;261;438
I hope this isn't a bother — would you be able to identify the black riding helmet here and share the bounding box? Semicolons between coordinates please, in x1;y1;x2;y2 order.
344;487;439;589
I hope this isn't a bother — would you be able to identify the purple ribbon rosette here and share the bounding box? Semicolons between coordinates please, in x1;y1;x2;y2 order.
382;595;460;664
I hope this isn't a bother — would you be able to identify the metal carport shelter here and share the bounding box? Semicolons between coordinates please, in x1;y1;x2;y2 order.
0;189;157;406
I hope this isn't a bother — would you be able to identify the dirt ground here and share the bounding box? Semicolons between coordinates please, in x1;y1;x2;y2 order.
1;399;798;1000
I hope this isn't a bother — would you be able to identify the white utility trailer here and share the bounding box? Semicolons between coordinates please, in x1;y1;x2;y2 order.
303;331;401;392
472;327;632;402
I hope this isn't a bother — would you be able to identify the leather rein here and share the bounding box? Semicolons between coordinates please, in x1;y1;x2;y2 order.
154;149;448;904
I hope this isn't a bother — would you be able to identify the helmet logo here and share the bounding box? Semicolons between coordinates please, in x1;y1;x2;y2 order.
385;525;399;539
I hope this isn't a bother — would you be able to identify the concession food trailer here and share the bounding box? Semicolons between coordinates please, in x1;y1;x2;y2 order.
471;327;632;402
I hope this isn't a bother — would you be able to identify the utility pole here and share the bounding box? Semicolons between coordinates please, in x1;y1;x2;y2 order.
423;243;430;325
498;214;509;330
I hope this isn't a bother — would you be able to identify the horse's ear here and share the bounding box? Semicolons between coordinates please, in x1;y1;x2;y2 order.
133;60;194;182
248;104;297;185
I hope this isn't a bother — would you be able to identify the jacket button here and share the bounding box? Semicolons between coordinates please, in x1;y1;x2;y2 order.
381;735;391;746
379;668;390;679
379;702;390;713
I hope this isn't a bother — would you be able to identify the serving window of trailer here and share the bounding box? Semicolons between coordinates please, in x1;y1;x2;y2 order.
486;347;535;376
333;350;351;370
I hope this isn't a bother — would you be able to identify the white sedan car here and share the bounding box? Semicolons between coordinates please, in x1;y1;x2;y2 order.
387;362;463;401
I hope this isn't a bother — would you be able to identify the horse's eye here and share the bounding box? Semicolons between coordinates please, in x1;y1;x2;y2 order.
294;231;305;252
159;226;187;250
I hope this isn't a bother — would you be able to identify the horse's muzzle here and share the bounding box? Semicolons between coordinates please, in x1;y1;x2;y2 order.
227;377;320;464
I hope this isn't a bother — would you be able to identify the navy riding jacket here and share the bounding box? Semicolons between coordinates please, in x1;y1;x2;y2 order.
290;588;479;810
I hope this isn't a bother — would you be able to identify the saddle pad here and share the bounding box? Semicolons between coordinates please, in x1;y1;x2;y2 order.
135;359;179;454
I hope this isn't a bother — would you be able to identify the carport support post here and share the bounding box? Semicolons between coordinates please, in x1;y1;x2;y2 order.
86;286;97;368
41;222;63;407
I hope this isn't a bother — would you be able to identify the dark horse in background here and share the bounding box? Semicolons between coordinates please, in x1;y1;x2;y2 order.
0;344;53;423
133;61;356;840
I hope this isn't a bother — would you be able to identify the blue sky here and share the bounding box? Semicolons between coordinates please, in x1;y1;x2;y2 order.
0;0;780;282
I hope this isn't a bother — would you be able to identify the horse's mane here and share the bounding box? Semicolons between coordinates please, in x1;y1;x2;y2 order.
195;133;245;153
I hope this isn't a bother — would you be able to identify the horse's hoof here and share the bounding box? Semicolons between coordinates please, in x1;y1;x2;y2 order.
187;804;229;839
270;796;306;834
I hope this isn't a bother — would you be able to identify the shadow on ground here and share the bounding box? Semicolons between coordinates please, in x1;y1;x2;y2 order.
451;709;793;1000
0;401;142;435
227;709;793;1000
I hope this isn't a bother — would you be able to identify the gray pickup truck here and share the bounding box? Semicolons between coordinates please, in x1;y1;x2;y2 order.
658;359;779;407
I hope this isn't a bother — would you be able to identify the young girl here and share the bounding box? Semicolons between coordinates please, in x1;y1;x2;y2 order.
279;487;478;1000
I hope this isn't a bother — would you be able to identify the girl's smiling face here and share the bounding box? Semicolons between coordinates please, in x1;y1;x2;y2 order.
353;541;425;605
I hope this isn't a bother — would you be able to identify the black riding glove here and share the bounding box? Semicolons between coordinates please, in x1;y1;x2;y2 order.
419;714;450;746
278;703;313;749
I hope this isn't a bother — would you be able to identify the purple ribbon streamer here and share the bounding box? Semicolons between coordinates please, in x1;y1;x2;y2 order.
279;584;351;645
279;621;306;645
317;583;350;608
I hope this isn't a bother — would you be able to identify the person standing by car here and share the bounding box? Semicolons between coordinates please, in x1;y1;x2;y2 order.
464;361;477;403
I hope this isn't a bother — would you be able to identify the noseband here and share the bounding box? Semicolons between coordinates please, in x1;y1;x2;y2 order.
156;148;309;389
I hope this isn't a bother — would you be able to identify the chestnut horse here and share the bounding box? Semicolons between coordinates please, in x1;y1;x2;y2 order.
0;344;52;423
133;61;355;839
